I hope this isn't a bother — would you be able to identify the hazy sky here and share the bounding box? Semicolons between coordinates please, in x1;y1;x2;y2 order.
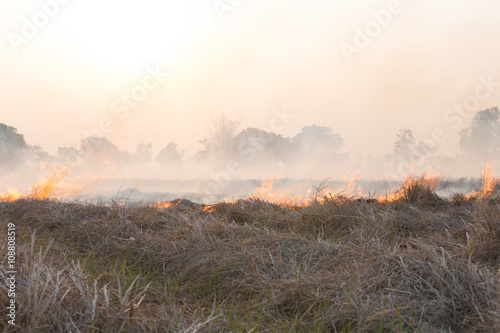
1;0;500;158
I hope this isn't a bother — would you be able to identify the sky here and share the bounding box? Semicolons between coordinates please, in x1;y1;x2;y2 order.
1;0;500;159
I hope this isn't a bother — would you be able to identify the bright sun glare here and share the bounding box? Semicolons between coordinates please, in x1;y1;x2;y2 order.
62;0;189;71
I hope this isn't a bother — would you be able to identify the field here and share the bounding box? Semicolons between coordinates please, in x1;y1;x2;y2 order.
1;177;500;332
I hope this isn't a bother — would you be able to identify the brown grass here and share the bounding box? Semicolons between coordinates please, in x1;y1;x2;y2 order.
1;181;500;332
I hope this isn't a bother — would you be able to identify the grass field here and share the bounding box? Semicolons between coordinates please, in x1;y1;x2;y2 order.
1;177;500;332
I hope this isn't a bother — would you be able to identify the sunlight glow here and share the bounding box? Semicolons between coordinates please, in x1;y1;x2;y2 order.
62;0;189;71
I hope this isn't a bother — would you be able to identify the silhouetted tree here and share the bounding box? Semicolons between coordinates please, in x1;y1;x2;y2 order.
208;113;241;151
79;136;126;166
459;107;500;158
292;125;344;157
197;113;241;161
156;141;183;166
57;147;80;165
134;143;152;163
28;144;51;164
392;128;435;162
231;128;293;163
394;128;415;158
0;123;28;169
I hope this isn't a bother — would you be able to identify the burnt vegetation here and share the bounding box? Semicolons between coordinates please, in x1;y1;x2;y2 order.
1;178;500;332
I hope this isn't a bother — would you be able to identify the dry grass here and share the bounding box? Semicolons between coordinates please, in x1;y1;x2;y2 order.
1;180;500;332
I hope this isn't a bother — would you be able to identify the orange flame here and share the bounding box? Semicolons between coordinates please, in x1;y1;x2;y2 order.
154;198;184;209
200;204;216;212
0;167;85;202
251;173;364;208
251;179;311;208
0;187;22;202
332;171;364;197
378;170;440;203
345;171;362;194
466;162;499;200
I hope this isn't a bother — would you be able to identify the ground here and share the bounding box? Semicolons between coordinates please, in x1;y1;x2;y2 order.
1;179;500;332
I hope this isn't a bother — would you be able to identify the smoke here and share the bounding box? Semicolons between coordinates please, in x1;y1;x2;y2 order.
2;106;500;203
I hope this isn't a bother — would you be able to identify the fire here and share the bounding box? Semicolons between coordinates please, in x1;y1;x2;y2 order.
154;198;188;209
330;171;364;197
0;167;86;202
251;173;364;208
200;204;216;212
378;170;440;203
466;162;499;200
344;171;362;194
252;179;311;208
0;187;22;202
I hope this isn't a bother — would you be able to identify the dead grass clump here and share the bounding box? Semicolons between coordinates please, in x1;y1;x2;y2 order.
466;202;500;267
452;192;474;206
389;175;446;208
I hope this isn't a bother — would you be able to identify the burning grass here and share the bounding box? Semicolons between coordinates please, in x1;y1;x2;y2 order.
0;167;86;202
2;176;500;332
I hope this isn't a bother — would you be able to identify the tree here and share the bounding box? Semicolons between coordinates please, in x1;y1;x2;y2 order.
156;141;183;166
292;125;344;156
231;128;293;163
134;143;152;163
0;123;28;169
28;144;51;164
57;147;80;165
79;136;126;166
208;113;241;152
393;128;415;158
196;113;241;161
459;107;500;157
392;128;436;162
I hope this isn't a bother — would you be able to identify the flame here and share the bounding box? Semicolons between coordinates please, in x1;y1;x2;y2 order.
200;204;216;212
0;187;22;202
379;176;412;203
335;171;364;196
378;170;440;203
466;162;499;200
344;171;362;194
154;198;184;209
0;167;86;202
252;179;311;208
313;171;364;200
251;173;364;208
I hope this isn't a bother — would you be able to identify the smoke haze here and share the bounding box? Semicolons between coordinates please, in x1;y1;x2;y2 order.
1;0;500;201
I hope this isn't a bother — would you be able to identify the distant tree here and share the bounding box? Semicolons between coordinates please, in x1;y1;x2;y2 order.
0;123;28;169
231;128;293;163
459;107;500;157
392;128;435;164
208;113;241;152
292;125;344;157
156;141;183;166
134;143;152;163
197;113;241;161
394;128;415;158
57;147;80;165
79;136;126;166
28;144;51;164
